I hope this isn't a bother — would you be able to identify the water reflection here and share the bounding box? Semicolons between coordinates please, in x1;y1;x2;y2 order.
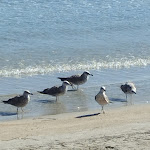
66;89;88;111
33;97;67;115
1;77;150;121
0;111;16;116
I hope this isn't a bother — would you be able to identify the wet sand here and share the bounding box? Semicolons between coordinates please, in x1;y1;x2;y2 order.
0;104;150;150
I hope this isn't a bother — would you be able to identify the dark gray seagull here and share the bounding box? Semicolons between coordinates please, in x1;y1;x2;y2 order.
58;71;93;90
120;82;136;104
3;90;33;114
38;81;71;101
95;86;110;114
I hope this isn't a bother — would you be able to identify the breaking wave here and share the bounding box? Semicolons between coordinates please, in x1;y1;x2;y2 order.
0;57;150;77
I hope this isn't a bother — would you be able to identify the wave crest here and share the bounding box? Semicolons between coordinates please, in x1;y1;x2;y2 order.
0;57;149;77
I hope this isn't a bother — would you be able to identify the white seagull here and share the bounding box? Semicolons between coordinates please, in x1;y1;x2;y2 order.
95;86;110;114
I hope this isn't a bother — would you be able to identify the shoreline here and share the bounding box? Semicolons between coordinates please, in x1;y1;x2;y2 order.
0;104;150;149
0;67;150;122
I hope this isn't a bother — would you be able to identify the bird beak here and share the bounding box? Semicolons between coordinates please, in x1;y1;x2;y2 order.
30;93;33;95
132;91;136;94
90;74;93;76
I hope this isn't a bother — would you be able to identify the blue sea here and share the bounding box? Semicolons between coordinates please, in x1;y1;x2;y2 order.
0;0;150;121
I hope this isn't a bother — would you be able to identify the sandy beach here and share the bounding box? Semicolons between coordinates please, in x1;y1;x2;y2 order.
0;104;150;150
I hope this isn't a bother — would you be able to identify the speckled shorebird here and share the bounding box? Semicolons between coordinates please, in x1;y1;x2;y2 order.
3;90;33;114
58;71;93;90
120;82;136;104
95;86;110;114
38;81;71;101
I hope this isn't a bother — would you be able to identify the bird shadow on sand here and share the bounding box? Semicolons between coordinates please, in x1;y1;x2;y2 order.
76;113;100;118
110;98;127;103
0;111;17;116
35;99;56;104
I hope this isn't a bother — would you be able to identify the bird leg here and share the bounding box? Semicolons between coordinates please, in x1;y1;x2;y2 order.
125;94;128;106
71;84;78;91
21;108;24;119
21;107;24;113
56;96;58;102
101;106;105;114
71;84;75;89
130;94;133;105
17;108;19;120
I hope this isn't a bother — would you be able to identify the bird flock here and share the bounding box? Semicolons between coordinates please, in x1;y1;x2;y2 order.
2;71;136;116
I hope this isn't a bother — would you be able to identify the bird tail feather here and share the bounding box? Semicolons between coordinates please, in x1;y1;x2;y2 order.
3;101;8;104
37;91;44;94
58;77;67;81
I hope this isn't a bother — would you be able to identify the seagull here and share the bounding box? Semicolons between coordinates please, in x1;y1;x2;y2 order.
120;82;136;104
37;81;71;101
58;71;93;90
3;90;33;114
95;86;110;114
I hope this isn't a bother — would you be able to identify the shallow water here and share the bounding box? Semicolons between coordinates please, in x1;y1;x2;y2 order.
1;0;150;78
0;67;150;121
1;0;150;121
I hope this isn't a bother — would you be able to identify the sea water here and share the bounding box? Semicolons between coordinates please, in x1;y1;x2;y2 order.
0;0;150;121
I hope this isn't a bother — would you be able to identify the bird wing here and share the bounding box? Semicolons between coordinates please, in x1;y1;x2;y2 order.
58;75;80;84
6;95;23;105
121;82;136;94
104;94;110;103
42;86;63;96
95;93;103;104
121;84;129;93
49;86;62;96
95;93;109;105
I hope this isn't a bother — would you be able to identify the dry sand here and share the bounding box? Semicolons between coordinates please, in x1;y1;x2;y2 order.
0;104;150;150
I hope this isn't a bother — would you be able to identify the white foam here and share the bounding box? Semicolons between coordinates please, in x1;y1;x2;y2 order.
0;57;150;77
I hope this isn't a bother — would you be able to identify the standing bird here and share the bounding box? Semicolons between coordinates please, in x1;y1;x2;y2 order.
95;86;110;114
120;82;136;104
37;81;71;101
3;90;33;114
58;71;93;90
